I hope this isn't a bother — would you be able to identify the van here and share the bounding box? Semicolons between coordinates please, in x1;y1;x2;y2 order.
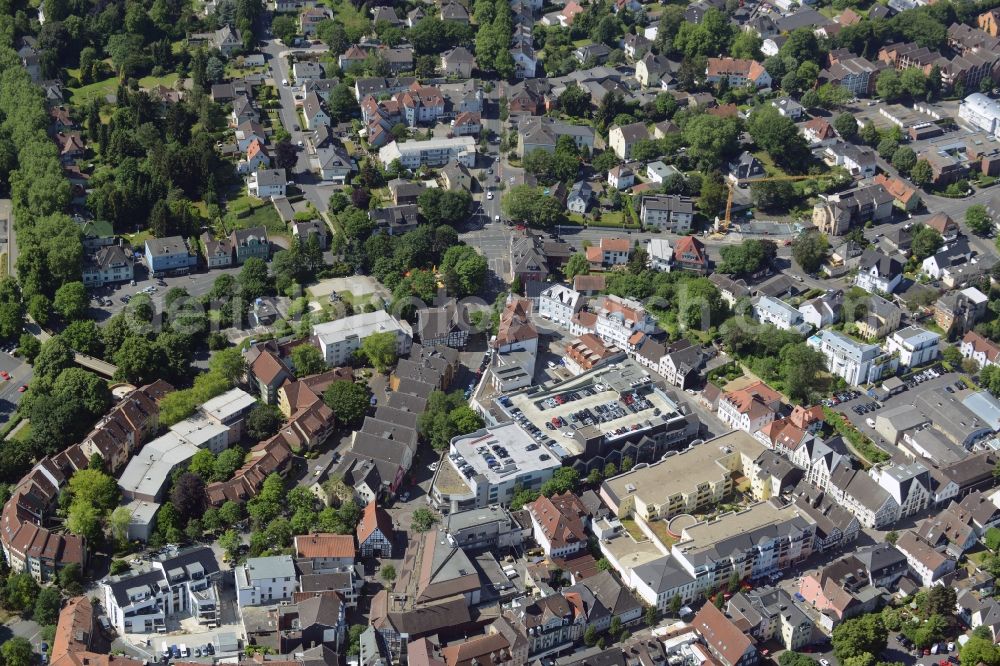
931;644;939;655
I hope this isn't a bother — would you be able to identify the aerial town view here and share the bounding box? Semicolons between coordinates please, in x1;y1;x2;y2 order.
5;0;1000;664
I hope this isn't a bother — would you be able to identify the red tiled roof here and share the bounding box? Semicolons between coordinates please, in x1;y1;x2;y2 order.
295;533;356;559
357;501;393;545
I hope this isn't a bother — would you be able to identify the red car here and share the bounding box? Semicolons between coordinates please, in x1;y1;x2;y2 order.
17;384;26;393
0;371;9;380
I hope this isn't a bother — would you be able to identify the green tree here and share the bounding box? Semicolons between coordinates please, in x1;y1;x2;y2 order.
381;564;396;581
669;594;682;616
886;530;899;545
563;253;590;281
411;507;437;532
219;529;242;561
323;381;370;425
541;467;579;496
113;335;164;384
291;344;327;376
646;604;658;626
33;586;63;625
699;175;727;217
832;613;887;662
360;331;398;372
1;637;34;666
746;104;810;171
891;146;917;174
966;205;993;236
792;231;829;273
68;468;119;510
834;113;859;140
682;114;742;171
246;404;284;441
272;15;298;44
4;573;39;613
911;224;943;261
780;343;827;402
910;159;933;186
961;636;1000;666
110;505;132;546
54;281;88;320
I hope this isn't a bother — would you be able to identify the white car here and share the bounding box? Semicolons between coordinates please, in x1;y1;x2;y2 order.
820;660;830;666
281;78;289;86
429;462;439;471
487;192;494;200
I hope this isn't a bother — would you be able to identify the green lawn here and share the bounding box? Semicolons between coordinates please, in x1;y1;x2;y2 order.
10;421;31;443
138;72;180;89
620;518;647;542
124;229;153;249
68;77;118;107
220;197;287;236
327;0;371;36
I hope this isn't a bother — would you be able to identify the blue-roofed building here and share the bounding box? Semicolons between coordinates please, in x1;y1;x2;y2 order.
962;391;1000;432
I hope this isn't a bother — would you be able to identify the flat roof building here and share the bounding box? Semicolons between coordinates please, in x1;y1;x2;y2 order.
496;358;700;473
671;501;816;587
118;433;201;504
429;421;562;514
600;431;765;521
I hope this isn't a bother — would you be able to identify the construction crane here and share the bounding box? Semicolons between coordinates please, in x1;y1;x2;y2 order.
715;174;818;234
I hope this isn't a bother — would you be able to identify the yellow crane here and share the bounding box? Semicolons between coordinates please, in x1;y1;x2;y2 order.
715;173;818;234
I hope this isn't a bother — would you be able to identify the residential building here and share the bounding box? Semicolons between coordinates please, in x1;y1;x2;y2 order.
538;284;583;329
639;195;694;232
808;329;897;386
357;502;394;558
144;236;197;275
230;226;269;264
895;531;956;586
593;295;657;351
415;303;469;349
753;295;811;334
959;93;1000;138
936;288;989;335
694;603;760;666
294;534;356;572
729;151;766;181
647;237;673;272
248;168;287;199
771;96;804;120
961;330;1000;368
237;555;298;607
102;547;221;635
855;249;903;294
978;7;1000;35
854;294;902;340
870;462;931;519
202;232;233;268
670;500;816;595
922;240;974;280
828;467;900;529
517;117;596;157
82;243;134;286
801;117;838;146
441;46;476;77
873;174;921;211
718;381;783;433
378;136;476;168
727;588;814;651
607;165;635;190
705;58;772;88
313;311;413;367
799;290;843;329
586;237;631;269
885;326;940;368
635;52;673;88
673;237;709;273
600;430;764;521
820;56;879;96
567;180;593;214
658;343;703;389
608;122;649;160
528;492;589;558
824;141;878;178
